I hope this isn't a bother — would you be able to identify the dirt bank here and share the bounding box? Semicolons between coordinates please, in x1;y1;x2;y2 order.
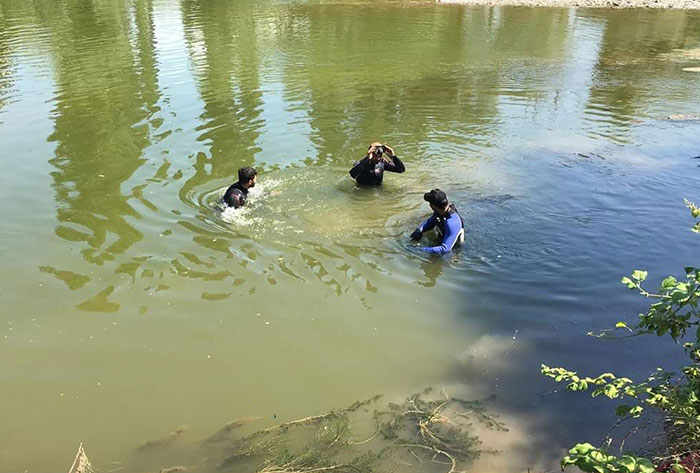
439;0;700;9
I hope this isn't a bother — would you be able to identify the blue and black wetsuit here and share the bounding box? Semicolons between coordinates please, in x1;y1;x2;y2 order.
222;182;248;209
349;155;405;185
415;205;465;255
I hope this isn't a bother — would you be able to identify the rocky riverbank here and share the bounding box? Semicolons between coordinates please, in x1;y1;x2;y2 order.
439;0;700;9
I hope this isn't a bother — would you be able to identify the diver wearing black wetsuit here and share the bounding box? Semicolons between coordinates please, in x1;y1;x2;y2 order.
223;181;248;208
222;167;257;209
350;142;405;185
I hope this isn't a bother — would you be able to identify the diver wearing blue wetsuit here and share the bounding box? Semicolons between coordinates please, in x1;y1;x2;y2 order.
410;189;465;256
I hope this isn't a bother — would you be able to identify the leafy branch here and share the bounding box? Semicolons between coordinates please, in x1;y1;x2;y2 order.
561;443;656;473
542;200;700;473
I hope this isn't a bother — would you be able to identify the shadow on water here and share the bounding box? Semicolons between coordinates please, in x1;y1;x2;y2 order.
445;138;700;458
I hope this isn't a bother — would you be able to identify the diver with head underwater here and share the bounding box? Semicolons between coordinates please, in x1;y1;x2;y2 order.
410;189;465;256
349;142;405;185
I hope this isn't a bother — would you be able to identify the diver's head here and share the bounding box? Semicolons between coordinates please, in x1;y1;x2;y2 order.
424;189;449;215
368;142;385;163
238;166;257;189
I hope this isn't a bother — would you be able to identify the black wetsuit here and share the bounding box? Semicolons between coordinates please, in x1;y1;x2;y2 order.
349;155;405;185
222;182;248;209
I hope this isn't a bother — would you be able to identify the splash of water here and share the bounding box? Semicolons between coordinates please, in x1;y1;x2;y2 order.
215;178;283;226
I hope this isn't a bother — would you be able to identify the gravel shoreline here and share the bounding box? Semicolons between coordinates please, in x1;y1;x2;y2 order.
439;0;700;9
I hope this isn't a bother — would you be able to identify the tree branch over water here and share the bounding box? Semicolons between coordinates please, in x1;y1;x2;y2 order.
542;200;700;473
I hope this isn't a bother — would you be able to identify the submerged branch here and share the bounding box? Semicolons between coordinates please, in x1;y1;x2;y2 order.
211;390;500;472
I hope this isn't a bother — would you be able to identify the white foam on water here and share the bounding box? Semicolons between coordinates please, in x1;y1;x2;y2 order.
219;178;283;226
220;204;257;226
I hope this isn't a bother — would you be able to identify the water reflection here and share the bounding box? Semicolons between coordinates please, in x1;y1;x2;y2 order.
0;1;697;316
42;0;162;309
417;256;445;288
1;1;700;471
180;0;265;189
0;9;12;114
584;10;700;142
169;0;272;292
26;0;699;311
274;5;519;162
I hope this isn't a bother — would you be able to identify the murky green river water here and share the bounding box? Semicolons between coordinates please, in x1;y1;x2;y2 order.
1;0;700;471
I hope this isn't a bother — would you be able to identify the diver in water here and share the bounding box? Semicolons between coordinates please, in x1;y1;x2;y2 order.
349;142;405;185
410;189;465;255
222;167;257;209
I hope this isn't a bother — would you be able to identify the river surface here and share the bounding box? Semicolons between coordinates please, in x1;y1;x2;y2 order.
1;0;700;471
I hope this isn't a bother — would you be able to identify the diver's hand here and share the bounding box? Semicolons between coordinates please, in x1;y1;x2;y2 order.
384;145;395;157
367;144;377;158
410;230;422;242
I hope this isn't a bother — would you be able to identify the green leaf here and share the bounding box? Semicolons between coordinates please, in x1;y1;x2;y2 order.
618;456;635;473
637;459;656;473
671;464;686;473
561;456;576;468
571;443;596;455
621;277;636;289
632;270;648;282
604;384;619;398
661;276;678;290
615;321;628;329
